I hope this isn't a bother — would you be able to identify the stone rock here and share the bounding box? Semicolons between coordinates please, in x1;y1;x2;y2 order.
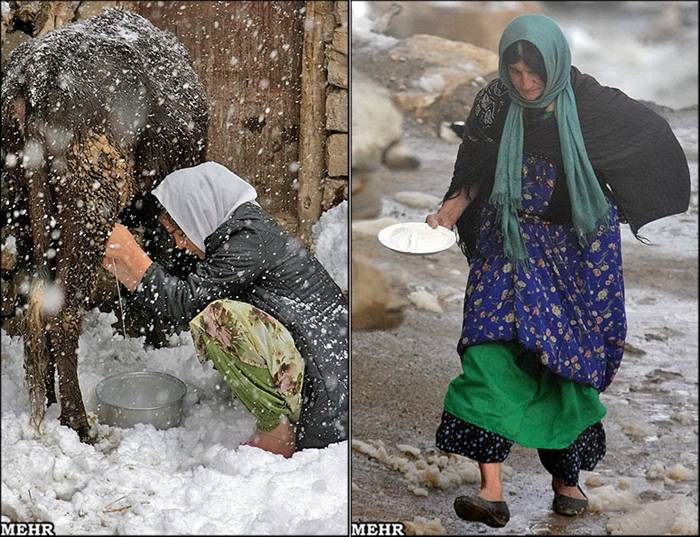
11;1;81;36
394;191;441;209
326;133;347;177
321;177;348;211
352;71;421;219
352;255;407;330
334;0;348;21
366;1;543;52
326;48;348;88
351;172;383;219
383;142;419;170
326;88;348;132
320;11;336;43
353;33;498;129
332;26;347;54
352;73;401;171
352;71;409;171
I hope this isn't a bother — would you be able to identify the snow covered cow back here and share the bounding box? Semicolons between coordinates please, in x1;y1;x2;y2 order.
0;8;208;442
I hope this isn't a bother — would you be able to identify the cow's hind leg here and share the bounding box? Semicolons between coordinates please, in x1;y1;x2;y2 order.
48;131;135;443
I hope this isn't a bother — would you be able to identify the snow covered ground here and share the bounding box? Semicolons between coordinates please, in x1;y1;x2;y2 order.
1;205;349;534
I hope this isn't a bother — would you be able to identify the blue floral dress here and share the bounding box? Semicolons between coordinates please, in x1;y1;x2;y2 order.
458;152;627;392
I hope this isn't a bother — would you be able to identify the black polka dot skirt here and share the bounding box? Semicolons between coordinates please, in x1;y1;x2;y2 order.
436;410;606;486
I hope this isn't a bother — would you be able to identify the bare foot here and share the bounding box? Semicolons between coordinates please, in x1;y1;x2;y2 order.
552;477;586;499
244;420;296;458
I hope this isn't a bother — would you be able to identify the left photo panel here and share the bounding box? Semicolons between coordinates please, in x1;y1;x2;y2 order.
1;1;349;534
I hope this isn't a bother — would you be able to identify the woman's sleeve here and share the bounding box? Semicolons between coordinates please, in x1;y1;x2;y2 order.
133;230;268;331
443;79;507;203
573;67;690;235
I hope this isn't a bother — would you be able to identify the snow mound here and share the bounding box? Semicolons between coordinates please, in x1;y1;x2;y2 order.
313;200;348;292
1;310;348;533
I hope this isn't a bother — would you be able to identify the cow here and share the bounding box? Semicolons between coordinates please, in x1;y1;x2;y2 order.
1;8;209;443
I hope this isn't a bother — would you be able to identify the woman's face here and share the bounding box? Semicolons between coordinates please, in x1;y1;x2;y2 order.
507;58;546;101
159;213;205;259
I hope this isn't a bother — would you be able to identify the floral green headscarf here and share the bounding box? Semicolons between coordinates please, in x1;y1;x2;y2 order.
491;14;610;270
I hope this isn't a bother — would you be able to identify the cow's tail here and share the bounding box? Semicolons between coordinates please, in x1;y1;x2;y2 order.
23;151;55;434
24;279;49;432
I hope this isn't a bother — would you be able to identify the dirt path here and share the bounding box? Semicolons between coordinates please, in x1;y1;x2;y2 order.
351;123;698;534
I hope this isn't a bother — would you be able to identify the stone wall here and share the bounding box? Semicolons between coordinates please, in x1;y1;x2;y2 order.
322;1;349;212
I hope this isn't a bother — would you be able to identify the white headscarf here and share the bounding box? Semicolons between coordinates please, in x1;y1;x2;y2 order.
152;161;258;252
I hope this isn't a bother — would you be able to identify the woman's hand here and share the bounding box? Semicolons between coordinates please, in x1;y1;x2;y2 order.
103;224;153;291
426;191;473;230
426;212;456;230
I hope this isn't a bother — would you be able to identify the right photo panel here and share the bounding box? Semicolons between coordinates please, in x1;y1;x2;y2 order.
351;1;698;535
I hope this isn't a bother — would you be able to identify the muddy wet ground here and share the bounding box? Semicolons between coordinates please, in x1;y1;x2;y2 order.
351;120;698;534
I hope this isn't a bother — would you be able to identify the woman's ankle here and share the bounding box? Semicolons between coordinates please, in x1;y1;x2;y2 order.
478;486;504;501
478;462;504;500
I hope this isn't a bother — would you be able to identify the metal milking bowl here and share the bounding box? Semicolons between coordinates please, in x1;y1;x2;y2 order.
95;371;187;430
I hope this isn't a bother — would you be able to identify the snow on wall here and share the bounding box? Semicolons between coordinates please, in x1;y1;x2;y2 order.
313;200;348;292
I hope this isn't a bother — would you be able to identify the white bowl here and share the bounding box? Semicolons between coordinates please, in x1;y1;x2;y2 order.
377;222;456;255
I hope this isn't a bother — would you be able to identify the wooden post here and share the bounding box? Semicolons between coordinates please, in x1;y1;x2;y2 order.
297;1;332;246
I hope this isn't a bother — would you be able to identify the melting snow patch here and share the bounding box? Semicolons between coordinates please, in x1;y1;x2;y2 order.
587;483;639;513
408;289;443;314
671;411;695;425
584;472;609;488
606;496;699;535
622;419;655;438
352;438;485;494
646;461;695;482
403;516;447;535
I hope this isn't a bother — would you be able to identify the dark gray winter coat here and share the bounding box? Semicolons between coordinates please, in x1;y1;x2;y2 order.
134;202;348;449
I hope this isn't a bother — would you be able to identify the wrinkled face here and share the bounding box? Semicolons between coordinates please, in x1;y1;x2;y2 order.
159;213;205;259
507;58;546;101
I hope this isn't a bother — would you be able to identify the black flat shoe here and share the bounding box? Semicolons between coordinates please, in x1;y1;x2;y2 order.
552;484;588;516
453;494;510;528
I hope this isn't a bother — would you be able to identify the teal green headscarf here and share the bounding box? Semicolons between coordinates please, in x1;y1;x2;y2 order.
491;14;610;270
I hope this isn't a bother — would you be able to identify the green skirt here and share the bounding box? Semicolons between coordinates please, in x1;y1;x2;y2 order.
443;341;606;449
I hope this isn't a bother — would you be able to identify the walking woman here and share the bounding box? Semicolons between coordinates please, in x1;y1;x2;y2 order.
426;14;689;527
103;161;348;457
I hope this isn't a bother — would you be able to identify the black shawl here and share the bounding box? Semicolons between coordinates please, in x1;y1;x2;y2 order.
446;66;691;261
